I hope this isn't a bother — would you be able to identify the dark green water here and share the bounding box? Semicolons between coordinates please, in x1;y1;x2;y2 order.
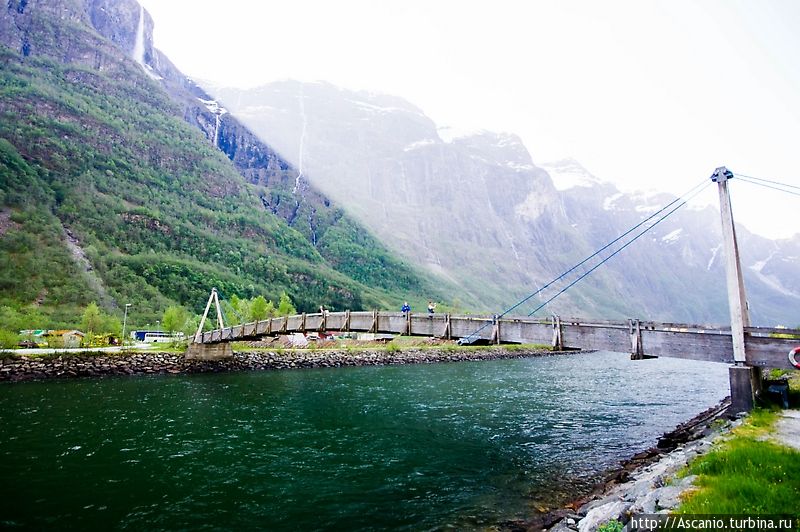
0;351;728;530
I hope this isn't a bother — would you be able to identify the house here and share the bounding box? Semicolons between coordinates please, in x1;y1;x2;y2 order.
45;330;85;348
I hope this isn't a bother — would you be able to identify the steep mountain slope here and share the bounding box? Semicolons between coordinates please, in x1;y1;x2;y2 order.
87;0;444;308
0;1;438;328
210;81;800;325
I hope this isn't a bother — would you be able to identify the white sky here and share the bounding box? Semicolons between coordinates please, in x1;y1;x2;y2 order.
139;0;800;239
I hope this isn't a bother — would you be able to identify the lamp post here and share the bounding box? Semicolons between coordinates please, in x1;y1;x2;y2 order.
121;303;132;351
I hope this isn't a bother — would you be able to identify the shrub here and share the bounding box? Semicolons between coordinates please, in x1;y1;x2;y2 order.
598;520;623;532
0;329;20;349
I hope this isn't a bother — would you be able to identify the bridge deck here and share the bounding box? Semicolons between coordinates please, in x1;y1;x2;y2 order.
195;311;799;370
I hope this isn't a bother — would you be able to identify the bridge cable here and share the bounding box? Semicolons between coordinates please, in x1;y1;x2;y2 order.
732;175;800;198
461;177;710;340
731;172;800;193
493;178;708;319
526;181;712;317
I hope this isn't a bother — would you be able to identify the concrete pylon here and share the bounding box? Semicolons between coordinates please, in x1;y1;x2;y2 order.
185;342;233;360
712;167;760;413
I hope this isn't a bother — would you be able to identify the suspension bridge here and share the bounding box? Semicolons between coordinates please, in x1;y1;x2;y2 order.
186;167;800;413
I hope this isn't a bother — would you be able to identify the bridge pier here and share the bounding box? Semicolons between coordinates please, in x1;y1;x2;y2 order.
185;342;233;360
728;365;761;415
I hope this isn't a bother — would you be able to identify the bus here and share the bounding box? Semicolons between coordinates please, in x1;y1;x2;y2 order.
132;331;184;343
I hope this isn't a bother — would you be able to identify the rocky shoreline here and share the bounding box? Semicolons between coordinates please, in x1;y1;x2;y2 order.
0;347;570;382
504;399;735;532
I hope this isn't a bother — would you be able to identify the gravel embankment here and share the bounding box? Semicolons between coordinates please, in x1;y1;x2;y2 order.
0;347;567;382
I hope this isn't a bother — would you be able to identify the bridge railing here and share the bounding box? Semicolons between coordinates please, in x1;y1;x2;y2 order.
194;311;799;370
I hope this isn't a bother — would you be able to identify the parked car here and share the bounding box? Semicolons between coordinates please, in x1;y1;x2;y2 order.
457;335;490;346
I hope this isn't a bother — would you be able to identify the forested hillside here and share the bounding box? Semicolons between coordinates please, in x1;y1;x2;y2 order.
0;1;438;333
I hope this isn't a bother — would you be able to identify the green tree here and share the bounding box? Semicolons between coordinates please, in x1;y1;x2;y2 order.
277;292;297;317
229;294;250;324
100;314;122;336
81;302;102;335
249;295;271;321
162;305;190;334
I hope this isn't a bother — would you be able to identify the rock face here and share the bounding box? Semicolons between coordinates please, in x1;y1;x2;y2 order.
209;81;800;324
1;0;133;71
213;81;590;314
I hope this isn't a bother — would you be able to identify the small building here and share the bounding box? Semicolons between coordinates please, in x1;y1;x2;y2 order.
45;330;85;348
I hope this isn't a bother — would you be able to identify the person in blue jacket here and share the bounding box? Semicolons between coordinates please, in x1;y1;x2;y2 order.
401;301;411;316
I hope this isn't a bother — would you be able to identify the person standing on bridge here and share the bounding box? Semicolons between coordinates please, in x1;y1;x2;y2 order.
401;301;411;317
427;301;436;315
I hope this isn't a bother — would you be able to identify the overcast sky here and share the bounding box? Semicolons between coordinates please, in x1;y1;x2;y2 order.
139;0;799;239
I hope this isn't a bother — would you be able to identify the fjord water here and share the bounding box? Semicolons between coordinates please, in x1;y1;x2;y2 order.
0;352;728;530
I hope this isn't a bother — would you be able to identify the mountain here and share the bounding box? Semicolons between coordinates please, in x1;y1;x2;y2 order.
0;1;441;330
208;81;800;325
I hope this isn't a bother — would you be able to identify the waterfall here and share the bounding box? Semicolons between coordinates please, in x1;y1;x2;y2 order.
293;85;308;195
132;5;145;65
197;98;227;147
132;5;160;80
213;112;221;147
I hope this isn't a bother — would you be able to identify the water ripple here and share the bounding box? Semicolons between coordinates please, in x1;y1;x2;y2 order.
0;352;728;530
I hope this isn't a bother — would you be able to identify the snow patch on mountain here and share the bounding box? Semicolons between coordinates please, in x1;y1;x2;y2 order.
346;99;423;116
437;126;483;143
541;159;604;191
495;133;522;148
603;193;625;211
661;229;683;243
750;260;800;298
506;161;536;171
515;191;547;221
403;139;437;152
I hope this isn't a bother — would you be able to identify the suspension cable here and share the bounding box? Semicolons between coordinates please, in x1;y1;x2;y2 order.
493;178;707;319
460;177;710;340
734;175;800;198
526;181;711;317
732;172;800;192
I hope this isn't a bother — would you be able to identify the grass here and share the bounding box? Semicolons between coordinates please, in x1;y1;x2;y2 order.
675;408;800;516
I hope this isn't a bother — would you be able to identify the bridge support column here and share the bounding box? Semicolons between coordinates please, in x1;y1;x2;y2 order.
729;365;761;415
185;342;233;360
552;315;563;350
714;167;758;413
491;315;501;345
370;310;378;333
